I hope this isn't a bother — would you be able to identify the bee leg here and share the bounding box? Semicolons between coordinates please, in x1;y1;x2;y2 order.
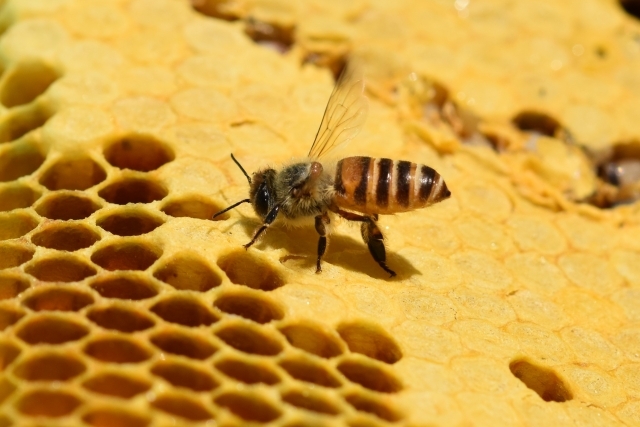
361;217;397;278
314;213;330;273
244;204;280;249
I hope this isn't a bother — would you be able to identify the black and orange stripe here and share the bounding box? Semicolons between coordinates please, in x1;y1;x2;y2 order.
333;156;450;215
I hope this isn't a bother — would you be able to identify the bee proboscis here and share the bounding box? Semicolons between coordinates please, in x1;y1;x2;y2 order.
213;62;451;277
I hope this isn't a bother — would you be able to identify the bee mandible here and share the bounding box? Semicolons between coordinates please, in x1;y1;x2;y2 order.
213;62;451;277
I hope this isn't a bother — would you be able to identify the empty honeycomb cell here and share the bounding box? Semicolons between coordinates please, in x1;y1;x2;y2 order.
0;60;59;108
278;356;342;388
278;322;344;358
214;291;284;324
35;192;101;220
104;135;174;172
0;212;39;240
161;196;229;220
217;250;285;291
343;392;402;422
0;105;50;144
215;391;282;423
97;208;164;236
87;305;155;332
0;306;24;331
281;389;341;415
512;110;563;137
12;351;85;381
151;360;219;391
98;177;168;205
150;296;218;327
0;340;21;370
0;184;40;211
84;336;152;364
89;273;158;300
150;394;214;421
619;0;640;19
150;330;217;360
0;377;16;405
15;314;89;345
22;286;93;312
30;222;101;251
82;372;151;398
39;156;107;191
24;255;97;282
0;242;34;269
191;0;240;20
245;19;295;54
336;321;403;364
0;273;29;300
509;359;573;402
153;252;221;292
82;408;150;427
0;141;46;182
214;321;284;356
15;389;81;418
91;241;161;271
337;357;403;393
214;355;281;385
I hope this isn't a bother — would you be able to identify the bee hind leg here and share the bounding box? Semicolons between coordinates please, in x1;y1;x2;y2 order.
314;213;330;273
361;217;397;278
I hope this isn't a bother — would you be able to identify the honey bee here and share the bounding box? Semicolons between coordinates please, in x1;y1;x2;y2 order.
213;62;451;277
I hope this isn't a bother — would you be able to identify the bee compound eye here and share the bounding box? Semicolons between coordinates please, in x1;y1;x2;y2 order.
254;182;271;219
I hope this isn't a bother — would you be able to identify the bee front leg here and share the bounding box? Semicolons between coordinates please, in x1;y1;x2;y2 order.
314;213;330;273
244;205;280;249
361;217;397;278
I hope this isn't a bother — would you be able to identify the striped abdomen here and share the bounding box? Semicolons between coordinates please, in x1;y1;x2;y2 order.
333;157;451;215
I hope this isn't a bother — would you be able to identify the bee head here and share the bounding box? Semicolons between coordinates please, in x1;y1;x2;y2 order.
249;169;276;220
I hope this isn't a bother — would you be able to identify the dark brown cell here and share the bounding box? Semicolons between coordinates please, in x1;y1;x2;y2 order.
35;192;101;220
31;222;101;251
97;208;164;236
22;287;93;312
25;255;96;282
82;372;151;399
16;314;89;345
98;177;167;205
215;391;281;423
87;305;155;333
104;135;174;172
91;241;161;271
150;296;218;327
214;356;281;385
13;351;86;381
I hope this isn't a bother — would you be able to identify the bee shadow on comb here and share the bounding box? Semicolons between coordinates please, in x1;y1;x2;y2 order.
237;219;421;279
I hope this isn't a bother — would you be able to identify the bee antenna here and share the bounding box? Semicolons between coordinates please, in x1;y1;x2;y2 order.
212;199;251;219
231;153;251;184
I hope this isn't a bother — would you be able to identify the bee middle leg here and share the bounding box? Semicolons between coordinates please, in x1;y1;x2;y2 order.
333;209;396;278
314;212;330;273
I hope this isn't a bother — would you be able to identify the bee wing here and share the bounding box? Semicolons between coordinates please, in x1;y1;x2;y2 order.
308;62;369;159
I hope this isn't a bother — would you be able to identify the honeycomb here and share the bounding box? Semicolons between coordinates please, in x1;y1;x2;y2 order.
1;0;640;426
